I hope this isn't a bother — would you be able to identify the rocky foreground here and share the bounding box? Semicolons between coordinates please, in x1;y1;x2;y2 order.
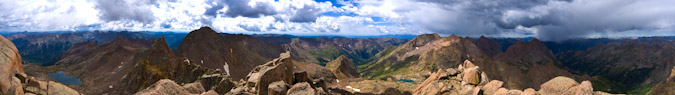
413;60;622;95
1;35;79;95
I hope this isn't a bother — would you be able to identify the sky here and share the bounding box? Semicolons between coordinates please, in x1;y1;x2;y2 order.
0;0;674;41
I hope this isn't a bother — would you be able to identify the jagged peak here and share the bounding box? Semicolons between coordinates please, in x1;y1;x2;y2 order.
409;33;441;47
478;36;489;40
192;26;218;34
530;38;541;43
149;36;173;54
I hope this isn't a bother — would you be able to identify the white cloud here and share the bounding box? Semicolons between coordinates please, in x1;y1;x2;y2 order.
1;0;673;40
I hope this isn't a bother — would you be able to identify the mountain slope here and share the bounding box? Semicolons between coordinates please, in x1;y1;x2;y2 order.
177;27;283;80
51;36;153;94
558;38;675;93
360;34;486;82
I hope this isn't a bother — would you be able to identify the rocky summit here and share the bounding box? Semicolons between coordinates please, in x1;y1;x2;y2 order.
413;60;617;95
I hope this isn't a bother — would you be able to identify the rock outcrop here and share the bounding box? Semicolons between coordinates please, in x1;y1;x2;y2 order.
135;79;220;95
651;66;675;95
325;55;359;80
135;79;191;95
413;60;620;95
286;82;315;95
1;35;25;95
118;36;232;94
240;51;294;95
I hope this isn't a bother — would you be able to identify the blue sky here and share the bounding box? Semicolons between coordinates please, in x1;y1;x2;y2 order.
0;0;674;41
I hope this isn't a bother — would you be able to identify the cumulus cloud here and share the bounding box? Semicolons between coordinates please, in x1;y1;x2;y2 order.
94;0;157;23
289;5;322;22
1;0;673;40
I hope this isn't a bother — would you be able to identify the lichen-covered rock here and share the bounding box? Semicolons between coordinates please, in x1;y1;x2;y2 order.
287;82;315;95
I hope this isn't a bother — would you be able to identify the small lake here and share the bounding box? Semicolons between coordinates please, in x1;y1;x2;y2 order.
48;71;83;85
398;79;415;83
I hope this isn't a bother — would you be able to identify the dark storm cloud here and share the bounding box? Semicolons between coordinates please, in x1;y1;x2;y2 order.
409;0;675;41
204;0;277;18
204;0;226;17
94;0;156;23
290;5;321;22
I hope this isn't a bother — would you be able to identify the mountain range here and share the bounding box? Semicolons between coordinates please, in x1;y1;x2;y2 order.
2;26;675;94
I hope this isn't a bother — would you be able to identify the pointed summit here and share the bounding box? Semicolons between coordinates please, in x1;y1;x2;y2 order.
178;27;271;80
149;36;174;56
476;36;501;57
325;55;359;80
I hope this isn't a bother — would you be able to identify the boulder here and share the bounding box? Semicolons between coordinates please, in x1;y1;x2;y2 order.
561;80;594;95
200;90;218;95
413;69;445;95
482;80;504;95
24;78;48;95
244;52;294;95
182;82;206;94
293;71;312;84
47;81;80;95
463;60;477;68
493;88;509;95
286;82;315;95
325;55;359;80
521;88;537;95
135;79;191;95
198;74;235;94
463;67;481;85
575;81;594;95
268;81;289;95
538;76;578;95
506;90;522;95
